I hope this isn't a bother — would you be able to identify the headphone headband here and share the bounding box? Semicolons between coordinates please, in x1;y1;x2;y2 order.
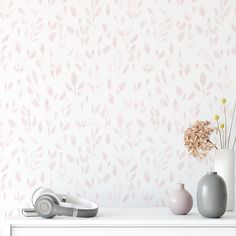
57;194;98;209
32;187;98;218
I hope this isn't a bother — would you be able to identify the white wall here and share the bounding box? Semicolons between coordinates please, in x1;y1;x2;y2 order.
0;0;236;225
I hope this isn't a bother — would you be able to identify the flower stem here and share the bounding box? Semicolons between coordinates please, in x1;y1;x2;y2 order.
224;104;227;149
233;136;236;150
227;102;236;148
216;120;223;148
208;140;217;149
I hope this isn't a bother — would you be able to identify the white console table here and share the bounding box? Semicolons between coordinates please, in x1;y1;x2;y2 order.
8;207;236;236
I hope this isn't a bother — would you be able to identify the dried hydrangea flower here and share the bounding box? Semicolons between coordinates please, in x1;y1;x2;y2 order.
184;120;216;159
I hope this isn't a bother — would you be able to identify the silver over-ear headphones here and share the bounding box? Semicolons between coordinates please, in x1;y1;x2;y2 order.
23;187;98;219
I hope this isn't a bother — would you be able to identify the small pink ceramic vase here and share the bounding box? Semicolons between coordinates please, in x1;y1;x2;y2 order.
167;183;193;215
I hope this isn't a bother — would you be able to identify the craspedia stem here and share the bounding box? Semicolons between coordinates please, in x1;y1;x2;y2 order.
227;102;236;148
233;136;236;150
224;104;227;149
216;120;223;148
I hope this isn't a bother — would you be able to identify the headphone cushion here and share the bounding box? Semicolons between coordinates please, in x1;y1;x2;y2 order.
32;187;60;206
35;195;58;219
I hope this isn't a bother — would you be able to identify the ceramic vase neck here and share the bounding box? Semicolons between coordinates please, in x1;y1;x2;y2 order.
215;149;235;154
177;183;184;189
207;171;217;175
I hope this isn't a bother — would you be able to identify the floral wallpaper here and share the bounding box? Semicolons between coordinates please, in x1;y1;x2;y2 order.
0;0;236;224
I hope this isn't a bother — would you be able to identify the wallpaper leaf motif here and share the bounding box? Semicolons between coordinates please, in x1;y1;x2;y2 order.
0;0;235;223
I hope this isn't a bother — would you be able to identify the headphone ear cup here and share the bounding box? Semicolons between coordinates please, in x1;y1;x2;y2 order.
35;194;58;219
32;187;58;206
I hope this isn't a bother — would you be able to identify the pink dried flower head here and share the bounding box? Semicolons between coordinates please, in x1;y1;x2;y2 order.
184;120;216;159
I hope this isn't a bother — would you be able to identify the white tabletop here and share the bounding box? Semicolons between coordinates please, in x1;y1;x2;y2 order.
10;207;236;228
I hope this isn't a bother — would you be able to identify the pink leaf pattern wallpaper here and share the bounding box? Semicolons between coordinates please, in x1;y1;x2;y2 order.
0;0;236;222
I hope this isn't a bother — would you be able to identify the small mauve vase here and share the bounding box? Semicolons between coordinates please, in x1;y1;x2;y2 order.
167;183;193;215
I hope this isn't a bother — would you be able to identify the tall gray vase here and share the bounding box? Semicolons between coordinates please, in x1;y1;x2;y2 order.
197;172;227;218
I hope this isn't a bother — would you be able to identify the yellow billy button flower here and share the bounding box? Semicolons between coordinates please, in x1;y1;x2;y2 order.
220;123;225;129
221;98;227;104
214;114;220;121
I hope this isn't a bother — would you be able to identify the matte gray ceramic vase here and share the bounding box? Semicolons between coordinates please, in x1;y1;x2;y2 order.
197;172;227;218
168;183;193;215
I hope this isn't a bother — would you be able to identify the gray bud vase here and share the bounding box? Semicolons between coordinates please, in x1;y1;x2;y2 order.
197;172;227;218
